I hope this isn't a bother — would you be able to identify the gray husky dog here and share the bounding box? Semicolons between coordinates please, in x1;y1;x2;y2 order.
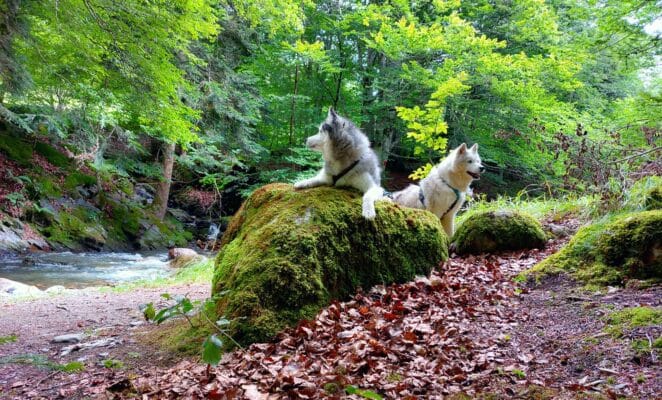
390;143;484;237
294;108;384;219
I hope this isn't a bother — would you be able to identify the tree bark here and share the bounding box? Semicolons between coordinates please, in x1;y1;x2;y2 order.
288;64;299;145
154;141;175;221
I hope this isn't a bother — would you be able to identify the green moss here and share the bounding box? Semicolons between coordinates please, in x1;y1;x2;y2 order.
453;210;547;255
527;211;662;286
0;133;32;165
43;206;107;249
101;358;125;369
604;306;662;337
33;177;62;198
34;142;69;168
64;172;97;191
213;183;448;347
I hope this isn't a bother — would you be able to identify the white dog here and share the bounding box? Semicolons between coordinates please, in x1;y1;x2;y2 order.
390;143;484;237
294;108;384;219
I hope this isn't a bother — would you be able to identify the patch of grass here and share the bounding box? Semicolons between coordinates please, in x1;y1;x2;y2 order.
59;361;85;372
0;354;85;373
511;369;526;379
101;358;124;369
457;194;594;226
603;306;662;338
631;336;662;358
0;334;18;345
107;257;213;293
622;176;662;212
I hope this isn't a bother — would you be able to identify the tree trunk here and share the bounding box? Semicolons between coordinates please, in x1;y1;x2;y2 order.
154;141;175;221
288;64;299;146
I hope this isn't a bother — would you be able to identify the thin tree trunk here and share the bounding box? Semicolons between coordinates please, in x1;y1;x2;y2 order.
289;64;299;146
154;141;175;221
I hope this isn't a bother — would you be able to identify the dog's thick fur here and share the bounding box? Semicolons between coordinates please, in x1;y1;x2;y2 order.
391;143;484;237
294;108;383;219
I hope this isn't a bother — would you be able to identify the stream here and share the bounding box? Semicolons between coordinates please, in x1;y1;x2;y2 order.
0;251;172;289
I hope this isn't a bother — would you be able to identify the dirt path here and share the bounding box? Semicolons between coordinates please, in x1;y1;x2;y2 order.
1;225;660;399
0;283;209;399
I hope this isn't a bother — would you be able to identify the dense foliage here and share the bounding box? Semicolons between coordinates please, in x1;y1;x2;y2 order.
0;0;659;219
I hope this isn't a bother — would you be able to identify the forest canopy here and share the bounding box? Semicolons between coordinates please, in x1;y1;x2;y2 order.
0;0;659;212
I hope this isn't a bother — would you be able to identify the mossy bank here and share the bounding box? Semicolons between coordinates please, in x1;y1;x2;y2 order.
213;183;448;346
0;131;193;252
526;210;662;286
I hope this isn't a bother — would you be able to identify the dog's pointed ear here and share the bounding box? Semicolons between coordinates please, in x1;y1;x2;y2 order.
470;143;478;152
457;143;467;155
328;107;338;122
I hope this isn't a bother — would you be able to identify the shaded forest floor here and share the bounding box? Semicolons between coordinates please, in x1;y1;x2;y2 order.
1;219;660;399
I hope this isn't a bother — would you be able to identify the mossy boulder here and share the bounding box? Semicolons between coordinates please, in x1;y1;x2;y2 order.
527;211;662;286
213;183;448;346
452;210;546;255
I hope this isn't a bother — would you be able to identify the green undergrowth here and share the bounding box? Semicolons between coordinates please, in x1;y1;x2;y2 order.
603;306;662;338
622;176;662;212
525;210;662;287
457;194;594;227
0;354;85;373
34;141;69;168
140;297;217;357
213;183;448;347
108;257;213;293
0;133;33;165
0;334;18;345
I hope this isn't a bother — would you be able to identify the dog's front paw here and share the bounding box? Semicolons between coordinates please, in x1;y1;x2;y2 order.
293;181;307;190
362;207;376;220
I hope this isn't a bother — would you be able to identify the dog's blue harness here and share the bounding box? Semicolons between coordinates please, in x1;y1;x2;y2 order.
439;178;461;219
332;159;361;186
385;178;460;218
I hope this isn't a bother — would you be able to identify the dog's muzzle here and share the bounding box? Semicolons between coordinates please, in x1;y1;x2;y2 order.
467;169;482;179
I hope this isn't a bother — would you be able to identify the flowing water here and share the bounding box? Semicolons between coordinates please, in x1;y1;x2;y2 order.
0;251;172;289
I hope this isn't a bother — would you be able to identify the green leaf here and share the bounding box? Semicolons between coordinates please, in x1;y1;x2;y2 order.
141;303;156;321
202;334;223;366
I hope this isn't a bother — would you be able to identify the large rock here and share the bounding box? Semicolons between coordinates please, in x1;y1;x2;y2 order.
213;183;448;346
453;210;547;255
527;211;662;286
0;277;42;297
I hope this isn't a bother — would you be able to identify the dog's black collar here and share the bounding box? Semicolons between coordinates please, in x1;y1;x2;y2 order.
332;158;361;185
439;177;461;219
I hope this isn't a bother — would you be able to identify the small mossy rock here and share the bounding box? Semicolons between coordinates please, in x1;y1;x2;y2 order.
528;210;662;286
213;183;448;347
453;210;546;255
